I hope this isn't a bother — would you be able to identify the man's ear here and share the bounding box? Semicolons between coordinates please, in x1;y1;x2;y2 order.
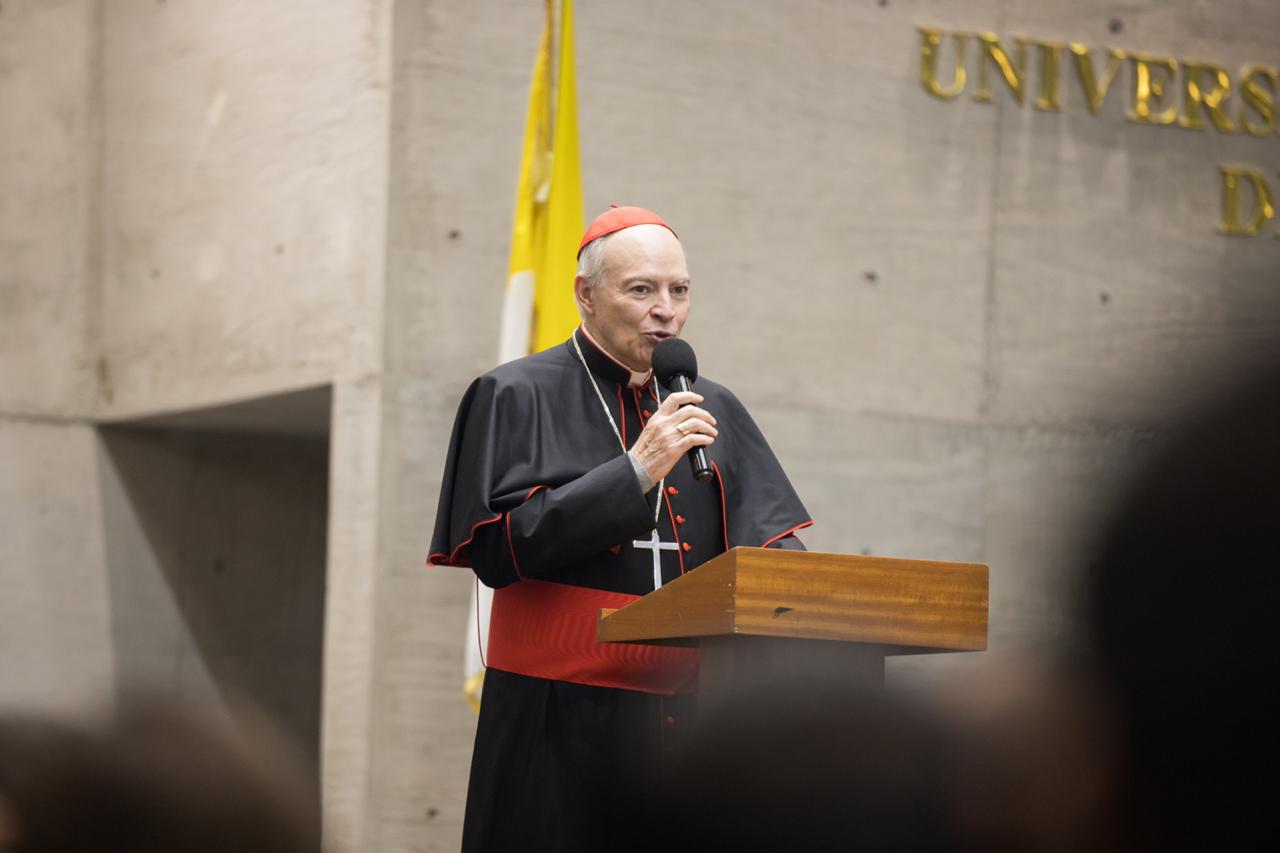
573;274;594;317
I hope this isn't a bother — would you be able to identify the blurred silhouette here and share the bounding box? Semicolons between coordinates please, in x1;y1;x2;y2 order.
0;702;321;853
1084;363;1280;851
941;659;1123;852
639;679;960;852
633;362;1280;852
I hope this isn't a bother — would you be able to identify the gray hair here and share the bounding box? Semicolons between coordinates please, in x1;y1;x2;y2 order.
576;232;613;289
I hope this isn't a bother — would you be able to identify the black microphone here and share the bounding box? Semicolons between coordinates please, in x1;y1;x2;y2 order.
651;338;714;483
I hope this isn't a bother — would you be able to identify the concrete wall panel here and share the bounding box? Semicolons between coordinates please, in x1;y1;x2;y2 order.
320;377;385;853
0;418;113;714
365;378;477;851
384;0;542;385
756;403;986;564
97;425;329;763
0;0;96;416
96;0;391;418
991;0;1280;427
575;0;1003;424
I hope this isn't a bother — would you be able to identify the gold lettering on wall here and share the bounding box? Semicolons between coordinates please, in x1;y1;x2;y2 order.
974;33;1029;105
1034;41;1067;111
1069;44;1127;114
918;26;1279;236
918;28;968;100
1181;61;1237;132
1218;166;1276;237
1129;53;1180;125
1239;67;1278;137
918;26;1278;137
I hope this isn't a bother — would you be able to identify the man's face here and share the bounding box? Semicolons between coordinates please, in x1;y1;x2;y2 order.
575;224;691;372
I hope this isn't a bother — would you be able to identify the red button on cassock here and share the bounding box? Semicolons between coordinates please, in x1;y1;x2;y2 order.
667;486;678;495
682;542;692;552
676;515;686;525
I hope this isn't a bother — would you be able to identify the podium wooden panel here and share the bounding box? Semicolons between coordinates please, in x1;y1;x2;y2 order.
597;547;987;703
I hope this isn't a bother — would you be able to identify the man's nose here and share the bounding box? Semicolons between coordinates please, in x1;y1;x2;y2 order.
651;291;675;320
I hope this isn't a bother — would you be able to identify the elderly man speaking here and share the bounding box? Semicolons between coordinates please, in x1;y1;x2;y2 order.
429;206;810;851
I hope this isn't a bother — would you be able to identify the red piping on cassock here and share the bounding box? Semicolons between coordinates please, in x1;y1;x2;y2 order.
505;485;549;579
662;489;686;575
427;513;503;567
762;520;814;549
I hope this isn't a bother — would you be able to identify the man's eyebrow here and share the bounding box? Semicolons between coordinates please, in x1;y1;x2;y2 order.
621;276;691;285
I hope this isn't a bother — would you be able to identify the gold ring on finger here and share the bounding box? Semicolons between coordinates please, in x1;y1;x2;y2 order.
677;420;694;434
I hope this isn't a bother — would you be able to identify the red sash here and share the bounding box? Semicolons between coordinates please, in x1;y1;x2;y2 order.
487;580;699;695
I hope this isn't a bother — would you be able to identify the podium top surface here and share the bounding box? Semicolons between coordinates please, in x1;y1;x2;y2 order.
597;547;988;654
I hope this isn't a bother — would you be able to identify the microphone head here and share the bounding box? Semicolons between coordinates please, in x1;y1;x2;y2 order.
652;337;698;385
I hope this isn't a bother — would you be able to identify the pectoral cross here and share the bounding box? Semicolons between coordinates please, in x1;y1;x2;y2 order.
632;529;679;590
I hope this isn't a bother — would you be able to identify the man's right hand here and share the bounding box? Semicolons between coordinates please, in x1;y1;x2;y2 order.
630;391;717;487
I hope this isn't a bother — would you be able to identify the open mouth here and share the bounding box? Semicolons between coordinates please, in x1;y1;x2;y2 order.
642;331;674;343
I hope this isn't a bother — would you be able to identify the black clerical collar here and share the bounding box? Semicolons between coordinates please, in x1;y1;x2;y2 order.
573;325;654;388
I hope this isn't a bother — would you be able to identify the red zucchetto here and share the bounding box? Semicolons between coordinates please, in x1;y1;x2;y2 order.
576;205;679;258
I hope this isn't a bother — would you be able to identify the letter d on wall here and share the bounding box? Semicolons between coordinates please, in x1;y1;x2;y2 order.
1218;165;1276;236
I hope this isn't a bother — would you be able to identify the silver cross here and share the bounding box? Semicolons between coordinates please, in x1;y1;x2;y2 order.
632;529;679;590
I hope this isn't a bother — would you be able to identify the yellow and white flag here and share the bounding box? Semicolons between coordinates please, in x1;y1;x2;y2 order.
465;0;584;711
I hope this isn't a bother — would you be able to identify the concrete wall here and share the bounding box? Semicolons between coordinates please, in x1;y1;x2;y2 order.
4;1;1280;852
0;3;103;691
0;1;109;719
1;0;393;848
96;425;329;766
95;0;390;418
0;0;97;417
0;419;114;714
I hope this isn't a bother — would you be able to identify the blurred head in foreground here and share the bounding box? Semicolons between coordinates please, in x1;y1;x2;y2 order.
1085;363;1280;850
644;681;958;852
0;703;320;853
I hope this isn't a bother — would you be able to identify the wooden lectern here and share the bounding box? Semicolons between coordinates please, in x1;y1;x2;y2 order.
598;547;988;707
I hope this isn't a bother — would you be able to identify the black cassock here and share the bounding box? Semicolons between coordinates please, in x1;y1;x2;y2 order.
429;330;810;852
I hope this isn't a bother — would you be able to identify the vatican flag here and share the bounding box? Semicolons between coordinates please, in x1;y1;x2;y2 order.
465;0;584;711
